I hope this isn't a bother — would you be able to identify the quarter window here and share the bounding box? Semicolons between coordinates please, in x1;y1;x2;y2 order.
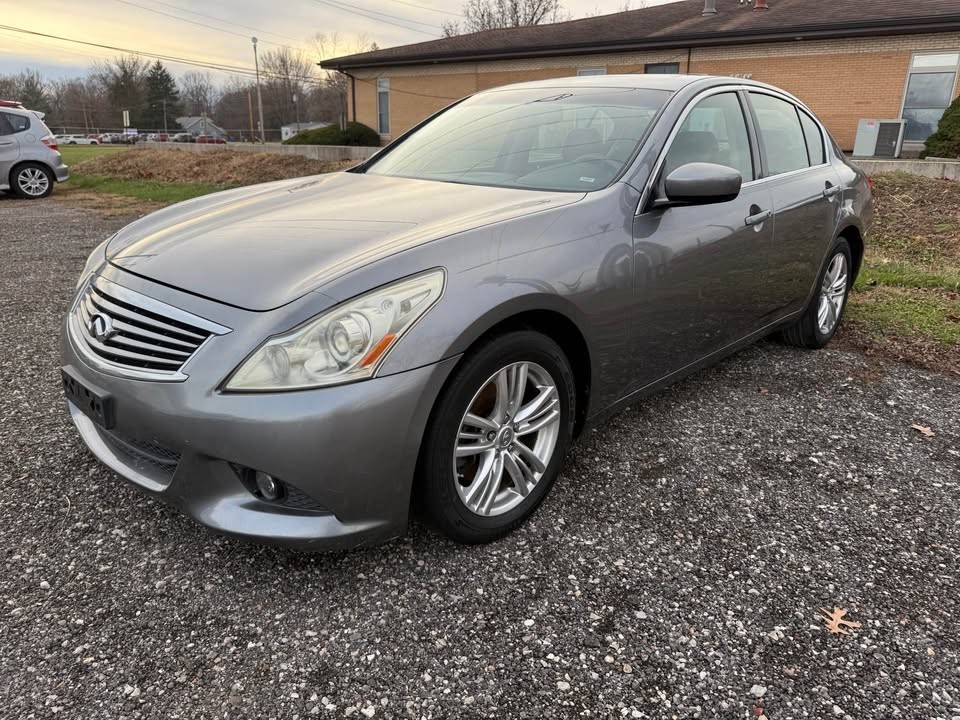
797;109;825;166
376;78;390;135
664;92;754;181
901;52;959;142
749;93;809;176
1;112;29;134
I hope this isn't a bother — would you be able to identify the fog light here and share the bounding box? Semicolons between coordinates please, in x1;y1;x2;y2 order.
254;471;281;501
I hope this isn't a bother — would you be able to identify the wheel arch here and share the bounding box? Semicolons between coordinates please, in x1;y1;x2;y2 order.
836;223;864;279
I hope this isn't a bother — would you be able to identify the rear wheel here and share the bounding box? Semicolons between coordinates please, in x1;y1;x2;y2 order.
11;163;53;199
419;331;576;544
780;238;852;348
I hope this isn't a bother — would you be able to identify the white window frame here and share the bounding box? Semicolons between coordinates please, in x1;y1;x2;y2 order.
898;50;960;145
376;78;390;135
577;67;607;77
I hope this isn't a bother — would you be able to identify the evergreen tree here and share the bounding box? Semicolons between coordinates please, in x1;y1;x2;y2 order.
922;96;960;159
142;60;181;132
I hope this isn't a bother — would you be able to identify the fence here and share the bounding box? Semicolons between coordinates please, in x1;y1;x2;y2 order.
140;141;380;163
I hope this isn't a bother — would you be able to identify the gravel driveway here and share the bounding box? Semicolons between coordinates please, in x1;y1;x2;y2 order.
1;196;958;720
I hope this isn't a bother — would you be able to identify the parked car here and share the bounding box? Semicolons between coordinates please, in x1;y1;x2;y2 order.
62;75;872;549
171;132;194;143
195;135;226;144
1;105;69;198
56;134;98;145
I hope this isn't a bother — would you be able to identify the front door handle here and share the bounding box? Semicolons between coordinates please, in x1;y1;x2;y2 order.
745;209;771;226
0;140;14;146
823;183;842;199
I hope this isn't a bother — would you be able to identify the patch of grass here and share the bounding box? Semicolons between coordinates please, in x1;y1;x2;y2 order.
63;174;229;204
60;145;127;165
847;287;960;345
855;262;960;292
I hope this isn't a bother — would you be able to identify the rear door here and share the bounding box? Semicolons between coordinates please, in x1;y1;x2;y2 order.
631;89;775;386
746;91;842;316
0;113;21;185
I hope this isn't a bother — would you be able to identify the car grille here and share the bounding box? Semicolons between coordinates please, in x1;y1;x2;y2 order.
99;428;181;483
70;277;230;380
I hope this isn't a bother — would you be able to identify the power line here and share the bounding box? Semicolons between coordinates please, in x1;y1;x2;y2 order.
306;0;443;37
131;0;305;43
380;0;464;18
108;0;295;49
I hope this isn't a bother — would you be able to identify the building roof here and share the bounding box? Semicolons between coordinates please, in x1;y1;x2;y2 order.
176;116;225;132
321;0;960;70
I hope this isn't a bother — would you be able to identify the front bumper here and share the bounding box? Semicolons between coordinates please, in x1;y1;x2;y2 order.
61;271;458;550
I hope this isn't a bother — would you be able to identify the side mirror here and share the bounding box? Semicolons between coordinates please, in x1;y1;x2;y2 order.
662;162;742;206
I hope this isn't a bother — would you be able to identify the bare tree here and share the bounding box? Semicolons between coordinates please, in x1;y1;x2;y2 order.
443;0;567;36
179;71;219;117
311;33;379;125
258;47;316;131
92;56;149;126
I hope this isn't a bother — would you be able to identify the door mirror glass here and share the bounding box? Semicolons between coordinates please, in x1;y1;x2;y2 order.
663;162;742;205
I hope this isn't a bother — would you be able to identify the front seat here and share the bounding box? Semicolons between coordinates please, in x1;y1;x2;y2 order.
562;127;604;162
664;130;719;174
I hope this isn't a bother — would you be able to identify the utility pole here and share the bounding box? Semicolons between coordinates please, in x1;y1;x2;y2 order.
247;88;255;143
252;37;266;143
162;97;168;135
293;93;300;133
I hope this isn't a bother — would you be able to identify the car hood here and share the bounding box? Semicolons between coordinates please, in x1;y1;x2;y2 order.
106;172;582;311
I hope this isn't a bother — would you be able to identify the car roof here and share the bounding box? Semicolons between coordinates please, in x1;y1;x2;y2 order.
477;73;797;98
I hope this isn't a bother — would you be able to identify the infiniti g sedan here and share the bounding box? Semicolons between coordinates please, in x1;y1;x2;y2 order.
62;75;872;549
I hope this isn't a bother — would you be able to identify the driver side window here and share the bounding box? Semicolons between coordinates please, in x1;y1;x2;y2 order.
663;92;754;181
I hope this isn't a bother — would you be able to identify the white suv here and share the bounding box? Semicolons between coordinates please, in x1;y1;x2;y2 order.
0;104;70;199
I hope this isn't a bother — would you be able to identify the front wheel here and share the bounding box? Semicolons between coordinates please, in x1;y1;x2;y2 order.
11;163;54;199
780;238;852;348
418;331;576;544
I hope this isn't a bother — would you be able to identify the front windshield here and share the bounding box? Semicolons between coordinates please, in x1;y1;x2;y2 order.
364;87;671;192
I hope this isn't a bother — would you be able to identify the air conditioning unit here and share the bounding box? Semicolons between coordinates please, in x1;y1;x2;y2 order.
853;119;906;158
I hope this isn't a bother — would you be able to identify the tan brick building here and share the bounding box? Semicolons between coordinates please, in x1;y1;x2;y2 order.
321;0;960;153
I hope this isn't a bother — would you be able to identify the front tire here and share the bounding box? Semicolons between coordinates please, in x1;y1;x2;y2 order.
11;163;54;199
780;238;852;348
419;331;576;544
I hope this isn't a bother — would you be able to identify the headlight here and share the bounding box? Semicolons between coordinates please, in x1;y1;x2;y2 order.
224;269;445;391
76;236;112;289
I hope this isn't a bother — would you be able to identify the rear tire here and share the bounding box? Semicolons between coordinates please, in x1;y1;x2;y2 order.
11;163;54;199
418;331;576;544
780;238;852;349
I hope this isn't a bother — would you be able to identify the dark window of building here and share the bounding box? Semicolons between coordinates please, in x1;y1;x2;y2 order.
664;92;754;181
797;108;825;165
377;78;390;135
901;53;959;142
749;92;809;175
645;63;680;74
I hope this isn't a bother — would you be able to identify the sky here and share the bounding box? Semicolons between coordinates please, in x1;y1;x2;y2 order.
0;0;684;81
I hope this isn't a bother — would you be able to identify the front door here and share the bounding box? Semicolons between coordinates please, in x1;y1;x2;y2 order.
631;90;774;388
0;113;21;185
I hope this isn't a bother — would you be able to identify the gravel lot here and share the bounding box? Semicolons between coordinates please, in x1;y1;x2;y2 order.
1;195;958;720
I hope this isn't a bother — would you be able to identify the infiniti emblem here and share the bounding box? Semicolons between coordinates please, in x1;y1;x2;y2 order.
87;313;116;342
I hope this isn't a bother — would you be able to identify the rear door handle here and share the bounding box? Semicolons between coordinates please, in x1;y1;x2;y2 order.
0;140;14;146
823;184;842;198
745;210;771;226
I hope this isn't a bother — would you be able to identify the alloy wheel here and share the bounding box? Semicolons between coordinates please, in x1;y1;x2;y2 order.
18;167;50;197
817;253;848;335
454;361;561;517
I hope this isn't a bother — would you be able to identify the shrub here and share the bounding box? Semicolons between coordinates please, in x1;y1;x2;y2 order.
921;95;960;159
283;122;380;147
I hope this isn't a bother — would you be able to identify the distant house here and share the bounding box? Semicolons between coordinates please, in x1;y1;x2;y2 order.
176;116;227;138
281;122;330;141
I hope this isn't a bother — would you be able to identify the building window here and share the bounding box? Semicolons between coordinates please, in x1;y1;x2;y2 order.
577;67;606;76
645;63;680;74
901;52;959;143
377;78;390;135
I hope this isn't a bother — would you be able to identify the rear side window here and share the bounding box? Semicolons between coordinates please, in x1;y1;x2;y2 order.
2;112;30;133
0;114;12;136
749;93;809;175
798;109;825;165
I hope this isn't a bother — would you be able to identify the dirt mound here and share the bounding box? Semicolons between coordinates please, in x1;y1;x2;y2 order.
75;149;356;186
